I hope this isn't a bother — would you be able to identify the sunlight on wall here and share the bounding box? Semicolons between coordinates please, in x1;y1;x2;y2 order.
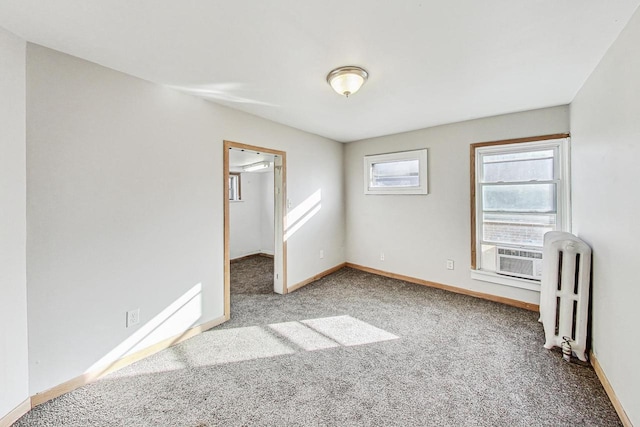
285;189;322;241
86;283;203;374
106;315;399;379
167;83;278;106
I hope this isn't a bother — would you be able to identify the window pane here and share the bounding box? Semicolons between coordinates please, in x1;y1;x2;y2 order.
483;150;553;163
484;212;556;225
482;213;556;246
483;157;553;182
482;184;556;212
229;175;239;200
371;159;419;188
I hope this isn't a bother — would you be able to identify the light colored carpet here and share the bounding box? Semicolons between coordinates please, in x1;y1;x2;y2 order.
14;265;621;426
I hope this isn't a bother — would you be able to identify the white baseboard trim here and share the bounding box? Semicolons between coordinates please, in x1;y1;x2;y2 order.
30;314;227;409
0;398;31;427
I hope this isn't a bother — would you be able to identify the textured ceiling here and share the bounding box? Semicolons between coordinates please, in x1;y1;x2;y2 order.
1;0;638;142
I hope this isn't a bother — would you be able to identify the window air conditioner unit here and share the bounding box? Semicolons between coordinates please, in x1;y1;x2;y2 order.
496;247;543;280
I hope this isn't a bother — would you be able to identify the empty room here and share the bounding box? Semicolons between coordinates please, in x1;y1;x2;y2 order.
1;1;639;426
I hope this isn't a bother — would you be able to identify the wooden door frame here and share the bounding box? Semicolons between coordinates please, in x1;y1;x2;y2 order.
223;140;287;320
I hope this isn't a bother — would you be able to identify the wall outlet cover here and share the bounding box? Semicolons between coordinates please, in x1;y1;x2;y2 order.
126;308;140;328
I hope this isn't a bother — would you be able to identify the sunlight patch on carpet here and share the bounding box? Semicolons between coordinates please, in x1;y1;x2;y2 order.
191;326;297;365
268;321;340;351
107;316;398;378
301;315;399;346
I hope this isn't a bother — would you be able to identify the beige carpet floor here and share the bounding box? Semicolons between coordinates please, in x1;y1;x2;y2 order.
14;262;621;426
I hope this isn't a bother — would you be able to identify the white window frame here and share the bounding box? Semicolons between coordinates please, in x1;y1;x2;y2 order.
364;149;428;195
471;137;571;290
229;172;241;201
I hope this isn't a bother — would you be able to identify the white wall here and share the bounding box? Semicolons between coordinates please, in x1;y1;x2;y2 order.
26;44;344;395
260;172;275;254
0;27;29;419
345;106;569;305
229;171;275;259
229;172;264;259
570;6;640;424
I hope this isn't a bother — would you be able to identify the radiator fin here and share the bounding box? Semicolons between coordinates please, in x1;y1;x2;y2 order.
573;253;581;295
571;300;578;341
557;250;563;291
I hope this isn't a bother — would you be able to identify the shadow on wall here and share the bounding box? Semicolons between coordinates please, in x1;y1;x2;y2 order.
79;189;323;384
285;189;322;241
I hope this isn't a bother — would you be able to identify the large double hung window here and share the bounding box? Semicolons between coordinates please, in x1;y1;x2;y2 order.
471;135;570;289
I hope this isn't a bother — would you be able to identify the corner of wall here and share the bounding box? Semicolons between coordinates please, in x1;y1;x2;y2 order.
0;25;29;422
570;5;640;425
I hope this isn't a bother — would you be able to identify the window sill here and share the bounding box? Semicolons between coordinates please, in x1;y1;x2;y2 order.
470;269;540;292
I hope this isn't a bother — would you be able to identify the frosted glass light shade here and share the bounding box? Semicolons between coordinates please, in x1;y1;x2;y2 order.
327;66;368;97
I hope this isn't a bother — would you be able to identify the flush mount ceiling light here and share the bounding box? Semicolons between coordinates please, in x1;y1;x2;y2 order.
326;66;369;97
242;161;270;172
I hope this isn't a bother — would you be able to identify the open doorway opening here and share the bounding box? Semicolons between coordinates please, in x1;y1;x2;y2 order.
223;140;287;320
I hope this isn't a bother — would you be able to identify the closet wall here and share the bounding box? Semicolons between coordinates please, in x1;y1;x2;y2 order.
229;171;275;259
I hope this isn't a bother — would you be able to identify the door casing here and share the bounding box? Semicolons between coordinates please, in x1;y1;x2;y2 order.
223;140;287;320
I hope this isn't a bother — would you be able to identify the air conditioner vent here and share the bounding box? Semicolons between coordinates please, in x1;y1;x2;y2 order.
500;256;534;276
496;247;543;280
498;248;543;259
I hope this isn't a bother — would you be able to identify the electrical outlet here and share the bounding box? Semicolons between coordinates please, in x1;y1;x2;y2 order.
320;249;324;259
126;308;140;328
446;259;454;270
380;252;385;261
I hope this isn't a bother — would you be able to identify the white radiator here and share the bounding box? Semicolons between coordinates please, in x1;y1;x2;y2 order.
539;231;592;361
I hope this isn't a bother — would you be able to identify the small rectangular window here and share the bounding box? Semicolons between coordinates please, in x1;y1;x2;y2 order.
229;173;241;201
364;149;428;195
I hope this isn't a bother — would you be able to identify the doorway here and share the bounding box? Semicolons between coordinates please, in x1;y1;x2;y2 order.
223;140;287;320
